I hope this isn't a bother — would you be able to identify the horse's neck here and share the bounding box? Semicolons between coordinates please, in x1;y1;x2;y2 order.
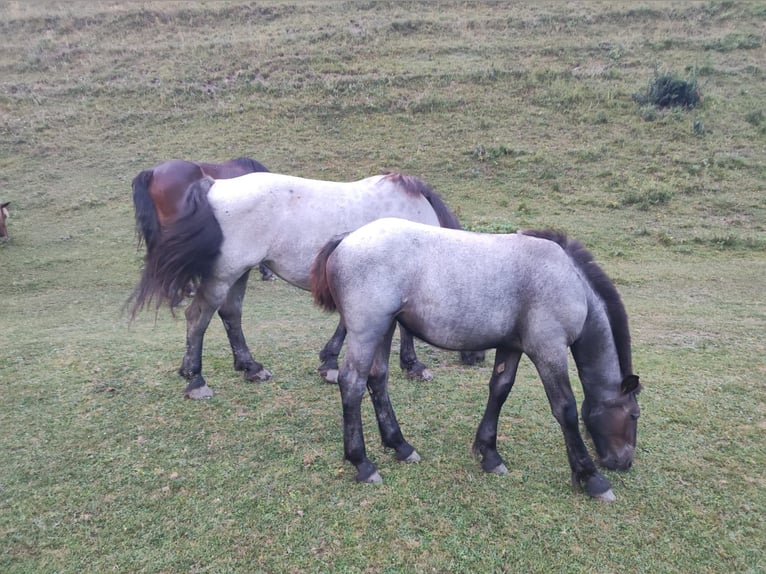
572;297;624;401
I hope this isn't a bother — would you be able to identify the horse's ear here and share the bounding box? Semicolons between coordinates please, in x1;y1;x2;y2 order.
622;374;641;395
1;201;9;209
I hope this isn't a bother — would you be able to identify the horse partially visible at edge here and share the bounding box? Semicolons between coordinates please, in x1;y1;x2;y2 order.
129;172;483;399
0;201;10;241
310;217;641;501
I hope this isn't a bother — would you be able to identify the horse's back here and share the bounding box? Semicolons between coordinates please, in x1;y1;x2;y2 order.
206;173;443;288
329;218;589;351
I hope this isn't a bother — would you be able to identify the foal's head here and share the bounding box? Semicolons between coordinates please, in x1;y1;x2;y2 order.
0;201;10;241
581;374;641;471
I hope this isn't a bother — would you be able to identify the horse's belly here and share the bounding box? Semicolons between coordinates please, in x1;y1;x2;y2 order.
400;308;515;352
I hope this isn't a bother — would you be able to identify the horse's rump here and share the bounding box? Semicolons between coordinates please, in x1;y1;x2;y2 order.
129;177;222;317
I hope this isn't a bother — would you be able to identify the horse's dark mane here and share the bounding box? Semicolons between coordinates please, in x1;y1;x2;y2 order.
382;173;462;230
520;229;633;378
232;156;270;174
128;177;223;319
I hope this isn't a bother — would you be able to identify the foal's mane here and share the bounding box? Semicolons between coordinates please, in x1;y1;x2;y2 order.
382;173;462;230
520;229;633;378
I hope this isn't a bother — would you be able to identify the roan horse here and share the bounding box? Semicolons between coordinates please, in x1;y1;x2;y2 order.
129;172;482;399
310;218;641;501
0;201;10;241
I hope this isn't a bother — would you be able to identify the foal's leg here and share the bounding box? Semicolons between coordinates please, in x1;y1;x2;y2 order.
337;323;400;483
398;325;433;381
179;281;228;400
218;270;272;382
318;320;346;383
368;325;420;464
472;348;521;475
532;351;614;501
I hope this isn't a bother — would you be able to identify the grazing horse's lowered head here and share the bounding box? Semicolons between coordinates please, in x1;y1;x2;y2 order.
0;201;10;241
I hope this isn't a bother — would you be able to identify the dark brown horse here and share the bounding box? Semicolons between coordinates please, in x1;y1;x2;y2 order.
132;157;273;281
0;201;10;241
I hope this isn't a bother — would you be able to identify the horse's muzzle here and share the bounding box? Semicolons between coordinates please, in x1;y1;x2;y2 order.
599;445;634;471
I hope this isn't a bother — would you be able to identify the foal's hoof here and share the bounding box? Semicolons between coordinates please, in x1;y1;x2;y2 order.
319;368;339;384
245;367;272;382
594;489;616;502
489;463;508;475
362;471;383;484
407;367;434;381
583;473;615;502
355;470;383;484
403;450;421;463
185;384;214;400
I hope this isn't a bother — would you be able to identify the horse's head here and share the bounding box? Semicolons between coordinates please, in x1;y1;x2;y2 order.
581;374;641;471
0;201;10;240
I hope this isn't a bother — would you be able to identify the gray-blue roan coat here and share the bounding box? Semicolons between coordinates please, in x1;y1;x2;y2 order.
311;217;641;501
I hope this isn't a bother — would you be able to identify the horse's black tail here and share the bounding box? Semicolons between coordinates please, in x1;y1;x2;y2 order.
520;229;634;379
310;233;349;313
132;169;161;251
128;177;223;319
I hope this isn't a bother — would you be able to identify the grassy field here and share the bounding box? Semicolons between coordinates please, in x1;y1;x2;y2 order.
1;1;764;572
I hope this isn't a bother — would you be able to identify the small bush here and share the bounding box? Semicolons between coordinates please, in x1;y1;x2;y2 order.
633;72;701;108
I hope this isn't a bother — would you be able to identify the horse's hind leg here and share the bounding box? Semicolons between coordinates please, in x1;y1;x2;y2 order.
318;320;346;383
398;325;433;381
179;287;223;399
472;348;521;475
218;270;272;382
368;324;420;464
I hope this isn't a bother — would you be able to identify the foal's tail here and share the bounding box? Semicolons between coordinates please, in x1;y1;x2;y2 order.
132;169;161;251
128;177;223;319
310;234;349;313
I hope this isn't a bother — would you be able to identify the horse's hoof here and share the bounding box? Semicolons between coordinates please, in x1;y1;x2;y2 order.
361;471;383;484
185;385;214;400
245;367;272;382
594;488;616;502
321;369;339;384
407;368;434;381
489;463;508;475
404;450;421;463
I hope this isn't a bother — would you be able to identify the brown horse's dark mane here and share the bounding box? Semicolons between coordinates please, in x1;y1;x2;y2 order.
381;173;462;230
520;229;634;381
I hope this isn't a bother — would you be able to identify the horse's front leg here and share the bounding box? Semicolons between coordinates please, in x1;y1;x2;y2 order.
318;320;346;383
368;324;420;464
398;325;433;381
534;355;615;502
472;348;521;475
218;270;272;382
179;282;226;399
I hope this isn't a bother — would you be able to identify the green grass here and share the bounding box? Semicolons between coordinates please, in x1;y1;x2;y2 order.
1;1;765;572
